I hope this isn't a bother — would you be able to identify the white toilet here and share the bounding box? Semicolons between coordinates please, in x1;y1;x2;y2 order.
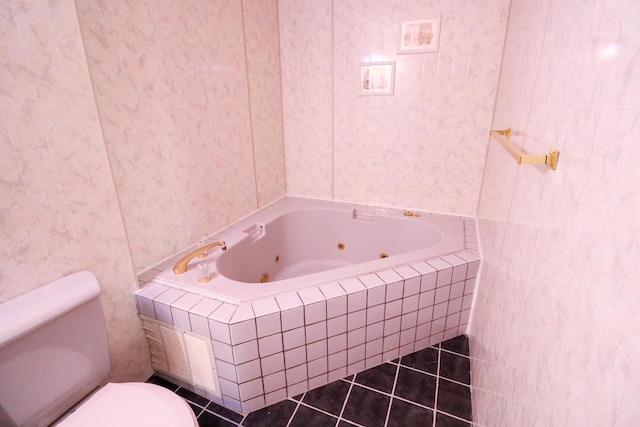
0;271;198;427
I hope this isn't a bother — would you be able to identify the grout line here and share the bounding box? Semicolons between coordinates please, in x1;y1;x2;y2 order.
345;371;472;423
273;0;287;195
389;394;435;413
186;340;471;426
394;364;438;380
346;370;442;413
347;380;406;402
382;360;401;427
349;379;398;400
190;405;204;418
205;409;244;426
334;376;446;419
340;419;365;427
397;359;472;389
335;374;356;426
336;355;471;403
432;345;441;427
238;0;260;210
438;375;473;389
166;383;181;393
337;416;365;427
182;397;206;411
291;400;344;423
329;0;335;199
440;346;471;359
434;408;474;425
285;393;305;427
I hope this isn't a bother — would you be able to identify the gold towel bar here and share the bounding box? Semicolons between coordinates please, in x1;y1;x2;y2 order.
490;128;559;170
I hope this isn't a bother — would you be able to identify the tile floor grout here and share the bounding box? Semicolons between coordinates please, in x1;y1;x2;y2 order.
335;377;355;427
382;362;399;427
283;396;301;427
151;335;473;427
186;391;474;427
432;344;442;427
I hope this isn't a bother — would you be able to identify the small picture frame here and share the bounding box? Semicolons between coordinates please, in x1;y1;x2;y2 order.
398;15;441;54
358;62;395;96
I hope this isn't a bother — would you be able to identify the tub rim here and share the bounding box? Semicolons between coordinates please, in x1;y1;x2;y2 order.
148;197;472;304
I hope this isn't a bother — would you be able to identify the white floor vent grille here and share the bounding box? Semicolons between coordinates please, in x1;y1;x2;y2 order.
141;316;221;397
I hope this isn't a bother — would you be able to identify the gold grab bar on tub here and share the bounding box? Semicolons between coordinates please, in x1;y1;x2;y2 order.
490;128;560;170
172;240;227;274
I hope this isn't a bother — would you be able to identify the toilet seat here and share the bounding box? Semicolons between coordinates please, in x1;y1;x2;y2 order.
57;382;198;426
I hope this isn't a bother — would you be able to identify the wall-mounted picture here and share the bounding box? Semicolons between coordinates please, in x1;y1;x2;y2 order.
398;15;441;54
358;62;395;96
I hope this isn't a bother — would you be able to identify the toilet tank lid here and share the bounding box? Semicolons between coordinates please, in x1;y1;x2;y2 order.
0;271;102;348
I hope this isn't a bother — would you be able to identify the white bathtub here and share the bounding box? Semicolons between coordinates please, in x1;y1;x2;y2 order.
136;196;479;414
152;197;466;304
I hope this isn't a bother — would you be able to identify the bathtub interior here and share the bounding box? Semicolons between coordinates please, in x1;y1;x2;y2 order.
217;207;452;282
151;198;466;303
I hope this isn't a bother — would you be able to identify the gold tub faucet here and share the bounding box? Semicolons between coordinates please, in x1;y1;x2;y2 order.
172;240;227;274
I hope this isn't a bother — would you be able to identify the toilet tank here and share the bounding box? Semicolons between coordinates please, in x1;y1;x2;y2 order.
0;271;111;427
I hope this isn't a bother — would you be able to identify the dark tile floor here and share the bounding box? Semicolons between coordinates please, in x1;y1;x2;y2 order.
148;335;472;427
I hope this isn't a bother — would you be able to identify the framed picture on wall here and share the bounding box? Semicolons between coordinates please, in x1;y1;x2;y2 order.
398;15;441;54
358;62;395;96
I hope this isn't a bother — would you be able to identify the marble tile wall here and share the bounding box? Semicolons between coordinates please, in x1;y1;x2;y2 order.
278;0;334;199
0;0;149;381
76;0;286;272
279;0;510;215
470;0;640;424
242;0;286;208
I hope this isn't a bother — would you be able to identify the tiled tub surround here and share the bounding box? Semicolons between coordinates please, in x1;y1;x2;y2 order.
136;258;478;415
135;198;479;414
